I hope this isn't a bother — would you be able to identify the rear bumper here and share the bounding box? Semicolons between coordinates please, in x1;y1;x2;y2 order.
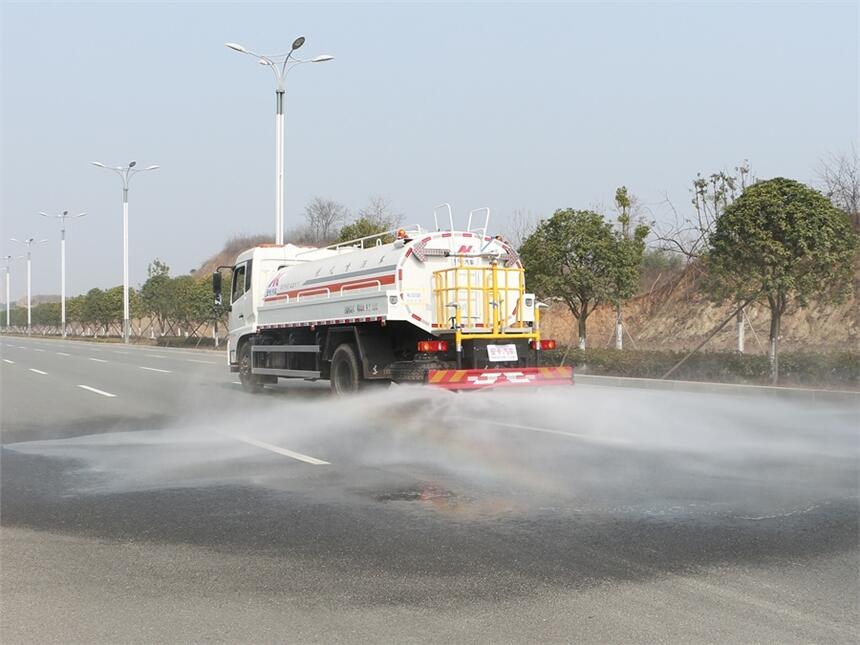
426;366;574;390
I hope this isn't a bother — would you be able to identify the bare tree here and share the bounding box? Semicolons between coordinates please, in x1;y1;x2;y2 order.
503;208;540;250
816;146;859;231
357;195;403;229
652;161;753;353
304;197;348;243
653;160;752;262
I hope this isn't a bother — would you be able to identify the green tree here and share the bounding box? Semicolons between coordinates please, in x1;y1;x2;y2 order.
703;178;858;383
140;259;173;333
170;275;213;333
102;286;124;333
81;288;105;331
10;305;27;327
33;302;61;326
338;217;392;244
66;295;85;325
338;196;402;244
520;209;648;349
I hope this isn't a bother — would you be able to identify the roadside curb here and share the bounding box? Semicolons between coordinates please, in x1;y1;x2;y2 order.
575;373;860;404
0;334;224;355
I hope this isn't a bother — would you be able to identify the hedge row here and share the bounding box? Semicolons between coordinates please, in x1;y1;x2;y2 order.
155;336;219;348
543;348;860;388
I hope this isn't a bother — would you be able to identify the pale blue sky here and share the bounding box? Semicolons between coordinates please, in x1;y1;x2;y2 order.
1;1;857;300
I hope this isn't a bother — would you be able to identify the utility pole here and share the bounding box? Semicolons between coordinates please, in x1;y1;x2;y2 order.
10;238;46;335
92;160;158;343
40;210;86;337
736;308;745;353
226;38;333;244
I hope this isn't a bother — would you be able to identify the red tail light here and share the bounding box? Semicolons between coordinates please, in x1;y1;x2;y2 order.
417;340;448;353
530;339;557;350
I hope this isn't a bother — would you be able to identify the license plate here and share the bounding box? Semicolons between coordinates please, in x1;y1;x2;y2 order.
486;344;518;362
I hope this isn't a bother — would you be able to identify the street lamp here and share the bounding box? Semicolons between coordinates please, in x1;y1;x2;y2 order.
10;238;47;335
39;210;86;337
91;160;159;343
2;255;22;329
226;37;333;245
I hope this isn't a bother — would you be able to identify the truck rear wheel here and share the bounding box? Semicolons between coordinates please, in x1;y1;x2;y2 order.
238;343;262;393
330;343;361;394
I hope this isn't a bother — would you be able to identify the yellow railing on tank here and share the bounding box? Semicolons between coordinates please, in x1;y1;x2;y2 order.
432;260;540;344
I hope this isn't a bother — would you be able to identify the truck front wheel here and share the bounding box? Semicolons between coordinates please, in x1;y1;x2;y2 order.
238;343;262;393
330;343;361;394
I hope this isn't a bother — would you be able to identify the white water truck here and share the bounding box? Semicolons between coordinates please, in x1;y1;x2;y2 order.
213;206;573;393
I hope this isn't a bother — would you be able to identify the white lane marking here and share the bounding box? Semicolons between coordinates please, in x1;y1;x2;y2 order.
88;357;108;363
15;345;27;349
216;431;330;466
453;416;631;446
56;352;71;357
186;359;217;364
3;359;15;364
33;348;45;352
140;366;172;373
77;385;117;398
29;368;48;375
232;381;242;385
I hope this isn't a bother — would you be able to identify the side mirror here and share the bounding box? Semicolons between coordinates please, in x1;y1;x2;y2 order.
212;271;222;305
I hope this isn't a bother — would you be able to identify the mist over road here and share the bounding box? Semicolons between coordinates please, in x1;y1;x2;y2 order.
1;336;857;644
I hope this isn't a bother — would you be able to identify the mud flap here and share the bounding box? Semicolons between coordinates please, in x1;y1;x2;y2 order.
426;366;574;391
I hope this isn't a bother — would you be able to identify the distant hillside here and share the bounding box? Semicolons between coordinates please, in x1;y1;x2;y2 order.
15;294;60;307
541;264;859;353
195;234;272;277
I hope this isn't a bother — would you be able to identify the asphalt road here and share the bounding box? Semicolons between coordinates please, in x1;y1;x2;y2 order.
1;335;858;644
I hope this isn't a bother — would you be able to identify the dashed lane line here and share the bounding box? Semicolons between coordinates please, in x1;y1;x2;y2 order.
139;366;172;373
88;357;108;363
216;431;330;466
186;359;217;364
33;348;45;352
28;368;48;375
77;385;117;398
56;352;71;356
3;359;14;364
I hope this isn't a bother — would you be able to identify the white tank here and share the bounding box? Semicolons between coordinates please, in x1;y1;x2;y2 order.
256;231;529;333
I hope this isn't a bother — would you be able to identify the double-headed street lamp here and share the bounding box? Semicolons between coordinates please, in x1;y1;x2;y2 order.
39;210;86;337
92;160;159;343
226;37;333;245
10;237;47;335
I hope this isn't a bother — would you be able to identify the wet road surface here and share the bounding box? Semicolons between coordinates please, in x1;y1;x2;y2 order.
1;336;858;643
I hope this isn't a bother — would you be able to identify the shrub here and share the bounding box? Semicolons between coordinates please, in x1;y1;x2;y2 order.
155;336;219;348
544;348;859;388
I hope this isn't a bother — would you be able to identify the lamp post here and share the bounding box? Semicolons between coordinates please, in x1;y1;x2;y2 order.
10;238;47;335
39;210;86;337
2;255;20;329
226;38;333;245
91;160;158;343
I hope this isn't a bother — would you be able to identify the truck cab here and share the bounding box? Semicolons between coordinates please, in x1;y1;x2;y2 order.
224;244;339;367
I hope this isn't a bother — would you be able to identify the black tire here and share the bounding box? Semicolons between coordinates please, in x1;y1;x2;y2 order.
389;360;445;383
330;343;361;394
238;342;262;393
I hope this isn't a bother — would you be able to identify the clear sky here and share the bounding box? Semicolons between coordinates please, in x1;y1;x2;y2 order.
1;1;857;301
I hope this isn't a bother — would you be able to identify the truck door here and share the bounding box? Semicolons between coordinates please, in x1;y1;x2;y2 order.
228;260;255;339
